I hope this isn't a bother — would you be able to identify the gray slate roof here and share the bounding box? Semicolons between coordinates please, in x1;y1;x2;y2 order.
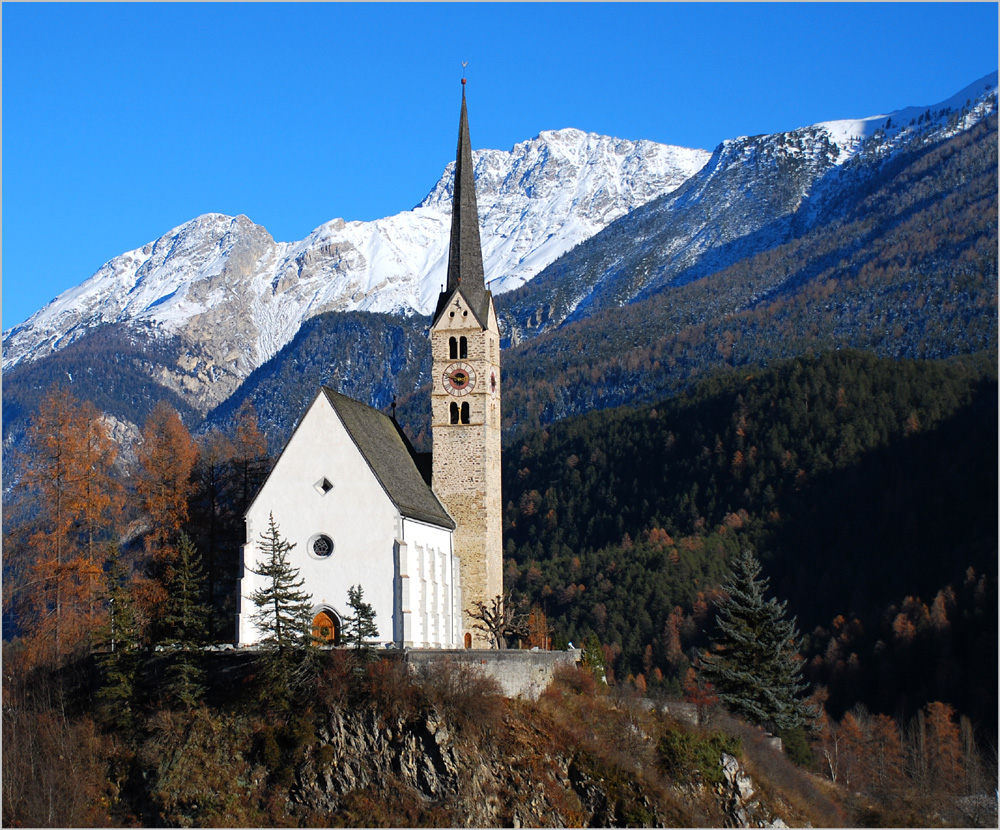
322;388;455;530
433;84;492;329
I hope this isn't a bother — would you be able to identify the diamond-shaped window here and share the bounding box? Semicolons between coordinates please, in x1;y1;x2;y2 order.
315;477;334;495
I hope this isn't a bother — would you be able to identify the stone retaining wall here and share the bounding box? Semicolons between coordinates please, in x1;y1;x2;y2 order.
404;648;582;700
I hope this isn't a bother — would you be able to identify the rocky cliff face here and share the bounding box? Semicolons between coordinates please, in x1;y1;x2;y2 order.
259;655;826;830
290;700;792;828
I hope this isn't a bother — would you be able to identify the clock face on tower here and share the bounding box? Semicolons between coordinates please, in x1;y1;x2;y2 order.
442;361;477;396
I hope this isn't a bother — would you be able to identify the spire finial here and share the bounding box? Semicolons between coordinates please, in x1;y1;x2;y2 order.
461;61;468;92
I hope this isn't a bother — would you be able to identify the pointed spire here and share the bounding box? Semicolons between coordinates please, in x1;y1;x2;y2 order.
444;78;487;319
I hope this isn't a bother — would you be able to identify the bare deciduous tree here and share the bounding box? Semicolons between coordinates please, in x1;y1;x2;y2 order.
467;592;528;649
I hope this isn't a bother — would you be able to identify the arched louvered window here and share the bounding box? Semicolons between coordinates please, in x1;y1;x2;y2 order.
449;337;458;360
459;336;468;359
450;402;460;424
460;402;470;424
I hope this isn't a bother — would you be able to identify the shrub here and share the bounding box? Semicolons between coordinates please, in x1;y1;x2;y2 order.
313;648;358;711
414;658;505;736
658;725;742;785
548;662;598;697
364;656;421;723
776;724;813;766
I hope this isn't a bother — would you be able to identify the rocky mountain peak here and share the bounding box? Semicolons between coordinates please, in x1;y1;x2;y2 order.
3;129;706;414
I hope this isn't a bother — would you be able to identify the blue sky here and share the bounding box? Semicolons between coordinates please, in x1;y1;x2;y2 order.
3;2;997;331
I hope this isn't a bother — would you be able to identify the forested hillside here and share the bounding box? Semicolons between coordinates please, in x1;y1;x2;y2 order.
498;113;997;439
502;350;997;731
1;324;201;474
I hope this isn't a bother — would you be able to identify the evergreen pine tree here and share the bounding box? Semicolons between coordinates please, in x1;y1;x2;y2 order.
342;584;379;651
699;549;814;731
249;513;316;704
582;632;607;683
161;532;209;708
96;544;143;728
250;513;314;651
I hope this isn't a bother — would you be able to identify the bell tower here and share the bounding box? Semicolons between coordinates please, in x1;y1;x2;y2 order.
430;79;502;647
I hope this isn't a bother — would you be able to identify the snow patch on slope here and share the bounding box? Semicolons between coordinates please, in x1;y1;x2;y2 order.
816;71;998;162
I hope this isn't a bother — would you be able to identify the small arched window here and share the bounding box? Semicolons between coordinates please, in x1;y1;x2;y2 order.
464;632;472;649
459;336;468;359
449;337;458;360
450;402;460;424
460;402;470;424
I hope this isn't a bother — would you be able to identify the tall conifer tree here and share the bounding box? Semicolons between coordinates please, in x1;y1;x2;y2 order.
136;401;198;563
699;549;814;730
249;514;316;706
97;544;143;728
342;584;379;651
161;532;209;708
249;514;314;652
17;386;119;665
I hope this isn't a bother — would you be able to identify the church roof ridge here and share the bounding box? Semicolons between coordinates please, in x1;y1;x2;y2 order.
321;387;455;530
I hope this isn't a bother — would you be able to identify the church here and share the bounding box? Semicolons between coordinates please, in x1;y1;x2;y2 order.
236;80;503;650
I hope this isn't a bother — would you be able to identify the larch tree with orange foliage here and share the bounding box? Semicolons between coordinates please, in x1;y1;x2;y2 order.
232;399;270;514
74;408;124;616
920;701;964;794
525;605;550;649
15;386;122;666
133;402;198;641
835;708;867;790
136;401;198;563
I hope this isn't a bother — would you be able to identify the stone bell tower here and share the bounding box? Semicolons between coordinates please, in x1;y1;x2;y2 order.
430;79;502;647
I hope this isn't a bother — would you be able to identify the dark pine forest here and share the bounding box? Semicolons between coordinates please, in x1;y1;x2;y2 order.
502;350;997;733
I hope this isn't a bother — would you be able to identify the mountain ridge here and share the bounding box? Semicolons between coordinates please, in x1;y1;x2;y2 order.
496;72;997;344
3;130;707;386
2;72;996;461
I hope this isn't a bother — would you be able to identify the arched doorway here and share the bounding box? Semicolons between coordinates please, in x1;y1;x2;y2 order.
312;609;340;645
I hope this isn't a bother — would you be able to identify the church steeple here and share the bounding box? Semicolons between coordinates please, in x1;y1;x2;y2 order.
429;77;503;648
434;80;490;327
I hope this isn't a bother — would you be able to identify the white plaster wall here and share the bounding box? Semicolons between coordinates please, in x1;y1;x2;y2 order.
237;394;401;646
399;518;458;648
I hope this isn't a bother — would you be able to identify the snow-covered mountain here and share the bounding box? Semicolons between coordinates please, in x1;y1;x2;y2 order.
3;71;995;439
497;72;998;341
2;130;708;411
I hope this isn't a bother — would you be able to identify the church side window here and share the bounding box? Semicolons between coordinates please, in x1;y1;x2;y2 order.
459;336;468;359
450;402;460;424
460;402;470;424
449;337;458;360
308;533;335;559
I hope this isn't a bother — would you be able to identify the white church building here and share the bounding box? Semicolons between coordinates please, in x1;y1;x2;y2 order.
236;80;503;650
